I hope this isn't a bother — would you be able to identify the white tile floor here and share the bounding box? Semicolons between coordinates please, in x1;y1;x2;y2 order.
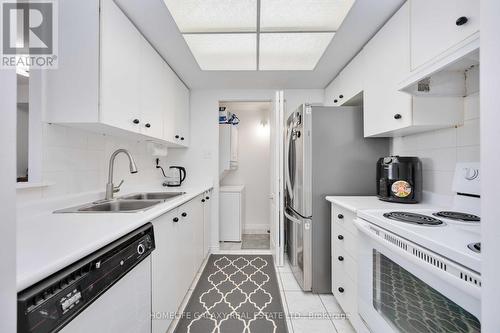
276;257;356;333
169;253;356;333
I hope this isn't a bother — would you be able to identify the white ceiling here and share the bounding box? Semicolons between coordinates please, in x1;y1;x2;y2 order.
115;0;405;89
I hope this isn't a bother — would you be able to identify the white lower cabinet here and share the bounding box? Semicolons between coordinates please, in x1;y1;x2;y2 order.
202;190;213;257
151;194;208;333
219;186;245;242
331;203;364;332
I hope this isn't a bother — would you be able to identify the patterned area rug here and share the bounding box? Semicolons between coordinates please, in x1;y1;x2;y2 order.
174;255;288;333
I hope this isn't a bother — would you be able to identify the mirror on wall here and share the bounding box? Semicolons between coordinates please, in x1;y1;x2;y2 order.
17;71;29;183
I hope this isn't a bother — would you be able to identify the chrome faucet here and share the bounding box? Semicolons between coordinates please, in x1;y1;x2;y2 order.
105;149;138;200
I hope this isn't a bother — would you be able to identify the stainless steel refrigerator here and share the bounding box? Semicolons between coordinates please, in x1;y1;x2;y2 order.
284;104;389;293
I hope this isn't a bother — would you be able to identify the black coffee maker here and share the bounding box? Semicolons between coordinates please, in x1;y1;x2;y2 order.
377;156;422;203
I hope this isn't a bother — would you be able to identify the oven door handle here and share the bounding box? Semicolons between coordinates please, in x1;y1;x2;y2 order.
354;218;481;300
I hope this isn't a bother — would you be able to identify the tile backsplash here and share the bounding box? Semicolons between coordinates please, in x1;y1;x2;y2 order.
17;124;168;202
391;67;480;197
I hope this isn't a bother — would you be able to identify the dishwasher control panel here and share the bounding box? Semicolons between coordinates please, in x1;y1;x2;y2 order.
17;223;155;333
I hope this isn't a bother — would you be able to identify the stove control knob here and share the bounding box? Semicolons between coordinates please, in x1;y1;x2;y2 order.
338;287;344;293
137;243;145;255
338;256;344;261
337;214;344;219
337;235;344;240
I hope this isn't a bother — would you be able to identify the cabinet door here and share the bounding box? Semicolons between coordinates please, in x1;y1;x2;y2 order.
139;38;164;139
410;0;479;70
324;78;340;107
219;192;241;241
203;191;212;257
173;79;190;146
187;196;205;272
151;208;179;333
100;0;141;133
160;62;178;143
177;198;203;290
327;48;366;106
44;0;100;123
363;2;413;137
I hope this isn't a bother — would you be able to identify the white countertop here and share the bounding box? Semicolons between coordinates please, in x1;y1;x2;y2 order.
16;184;213;291
325;196;437;213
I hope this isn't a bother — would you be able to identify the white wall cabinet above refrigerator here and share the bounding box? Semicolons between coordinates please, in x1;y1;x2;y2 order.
44;0;189;147
324;47;366;107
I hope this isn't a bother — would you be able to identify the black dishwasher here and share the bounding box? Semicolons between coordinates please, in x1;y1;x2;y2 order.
18;223;155;333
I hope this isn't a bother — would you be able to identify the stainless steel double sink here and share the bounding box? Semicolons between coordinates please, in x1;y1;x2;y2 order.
54;192;186;213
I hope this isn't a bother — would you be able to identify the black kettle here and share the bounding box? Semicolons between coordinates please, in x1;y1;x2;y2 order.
164;166;186;187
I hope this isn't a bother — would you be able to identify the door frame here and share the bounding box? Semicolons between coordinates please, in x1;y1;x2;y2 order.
272;91;285;266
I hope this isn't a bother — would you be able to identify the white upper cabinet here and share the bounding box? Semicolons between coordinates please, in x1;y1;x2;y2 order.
44;0;189;147
324;47;366;106
410;0;479;71
363;2;413;136
363;2;463;137
138;38;167;139
325;1;467;137
171;77;190;146
100;0;143;134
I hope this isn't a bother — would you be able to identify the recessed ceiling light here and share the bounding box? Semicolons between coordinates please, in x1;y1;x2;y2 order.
183;33;257;70
260;0;355;32
163;0;355;71
163;0;257;33
259;32;334;70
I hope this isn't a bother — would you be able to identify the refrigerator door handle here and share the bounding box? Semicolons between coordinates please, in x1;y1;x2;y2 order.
284;209;302;225
285;127;294;201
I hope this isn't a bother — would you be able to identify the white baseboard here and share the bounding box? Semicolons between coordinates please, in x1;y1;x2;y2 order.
208;245;220;253
243;224;270;235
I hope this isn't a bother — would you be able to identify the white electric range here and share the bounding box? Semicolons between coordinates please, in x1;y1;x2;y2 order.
355;162;481;333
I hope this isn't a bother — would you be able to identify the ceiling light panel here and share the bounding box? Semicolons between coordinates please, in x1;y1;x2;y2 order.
183;34;257;70
163;0;257;32
259;32;334;70
260;0;355;32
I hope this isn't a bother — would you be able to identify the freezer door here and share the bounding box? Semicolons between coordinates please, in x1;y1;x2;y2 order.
285;207;312;291
285;106;311;218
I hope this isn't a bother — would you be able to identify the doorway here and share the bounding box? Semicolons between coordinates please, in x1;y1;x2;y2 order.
218;101;273;251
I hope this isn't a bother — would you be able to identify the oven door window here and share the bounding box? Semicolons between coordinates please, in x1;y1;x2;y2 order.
372;250;480;333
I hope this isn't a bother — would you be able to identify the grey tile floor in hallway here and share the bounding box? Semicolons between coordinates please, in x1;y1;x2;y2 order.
220;233;271;251
169;254;356;333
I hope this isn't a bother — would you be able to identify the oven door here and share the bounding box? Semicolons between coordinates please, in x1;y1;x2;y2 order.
355;218;481;333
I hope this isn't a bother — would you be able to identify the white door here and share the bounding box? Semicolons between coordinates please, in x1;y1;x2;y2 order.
270;91;285;266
